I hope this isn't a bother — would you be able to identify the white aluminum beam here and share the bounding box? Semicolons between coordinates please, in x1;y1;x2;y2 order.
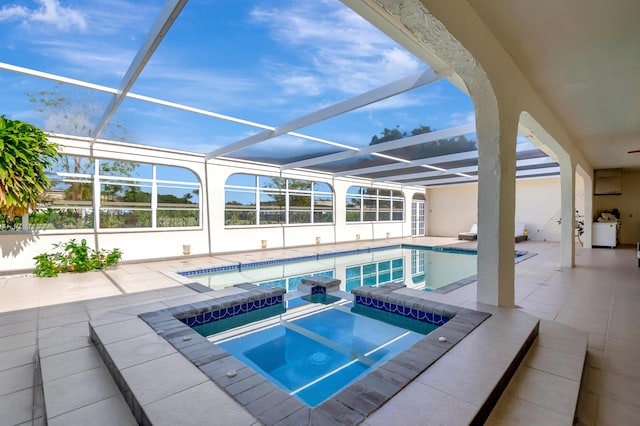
408;166;560;187
374;156;557;182
0;62;118;93
1;62;357;152
92;0;188;142
205;68;447;160
282;123;475;171
332;142;539;177
515;166;561;178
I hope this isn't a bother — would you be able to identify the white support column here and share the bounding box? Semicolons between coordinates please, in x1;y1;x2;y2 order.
579;167;593;248
559;158;576;267
476;106;519;308
343;0;521;307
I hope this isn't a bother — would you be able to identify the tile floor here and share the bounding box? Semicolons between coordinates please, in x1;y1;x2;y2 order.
0;238;638;424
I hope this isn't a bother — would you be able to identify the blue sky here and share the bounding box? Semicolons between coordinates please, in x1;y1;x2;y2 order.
0;0;476;160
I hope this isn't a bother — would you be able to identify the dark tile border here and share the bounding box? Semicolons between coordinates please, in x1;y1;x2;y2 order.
134;285;490;425
90;283;494;425
178;246;402;277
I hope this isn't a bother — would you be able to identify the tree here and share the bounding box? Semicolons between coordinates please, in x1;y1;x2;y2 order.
370;126;406;144
370;124;476;158
0;115;59;220
26;85;127;140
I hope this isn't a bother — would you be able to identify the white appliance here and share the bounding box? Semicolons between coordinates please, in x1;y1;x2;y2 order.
592;222;619;248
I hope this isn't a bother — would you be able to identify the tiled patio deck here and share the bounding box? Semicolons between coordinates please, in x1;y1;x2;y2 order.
0;237;638;424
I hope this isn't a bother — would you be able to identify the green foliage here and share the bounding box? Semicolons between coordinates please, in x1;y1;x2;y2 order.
33;238;122;277
28;208;94;230
370;124;476;158
0;212;22;231
0;115;59;220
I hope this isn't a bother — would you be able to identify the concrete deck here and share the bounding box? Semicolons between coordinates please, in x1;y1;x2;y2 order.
0;237;638;425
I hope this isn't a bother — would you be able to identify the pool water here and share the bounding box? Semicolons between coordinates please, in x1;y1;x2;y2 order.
192;245;478;292
213;301;438;407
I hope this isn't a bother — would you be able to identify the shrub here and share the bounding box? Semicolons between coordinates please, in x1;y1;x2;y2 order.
34;238;122;277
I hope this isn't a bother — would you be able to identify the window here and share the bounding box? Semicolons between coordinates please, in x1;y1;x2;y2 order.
29;155;95;230
5;155;201;231
345;186;404;222
224;174;334;226
345;258;404;291
100;175;152;229
155;165;200;228
313;182;333;223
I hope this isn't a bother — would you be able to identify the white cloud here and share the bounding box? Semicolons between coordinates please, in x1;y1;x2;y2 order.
80;0;159;37
446;112;476;127
0;4;28;21
251;1;425;99
0;0;87;32
34;39;134;77
133;64;264;112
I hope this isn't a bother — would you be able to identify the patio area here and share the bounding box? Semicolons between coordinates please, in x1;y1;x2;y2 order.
0;237;638;425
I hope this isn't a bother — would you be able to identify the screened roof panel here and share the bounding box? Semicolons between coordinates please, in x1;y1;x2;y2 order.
0;0;560;188
107;96;261;151
516;149;551;160
376;133;477;162
292;79;474;150
0;1;163;87
361;166;433;180
132;1;430;131
224;135;345;165
304;154;399;174
0;71;114;137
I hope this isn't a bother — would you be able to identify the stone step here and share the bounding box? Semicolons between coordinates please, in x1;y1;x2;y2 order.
486;320;588;424
38;340;136;425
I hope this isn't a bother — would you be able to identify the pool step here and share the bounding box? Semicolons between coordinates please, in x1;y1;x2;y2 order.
485;320;588;424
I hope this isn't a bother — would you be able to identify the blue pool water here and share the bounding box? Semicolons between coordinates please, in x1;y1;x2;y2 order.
215;302;437;407
189;245;478;292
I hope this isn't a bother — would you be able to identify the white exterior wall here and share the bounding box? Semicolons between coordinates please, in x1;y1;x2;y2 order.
427;177;566;242
0;137;423;273
0;136;212;272
426;184;478;237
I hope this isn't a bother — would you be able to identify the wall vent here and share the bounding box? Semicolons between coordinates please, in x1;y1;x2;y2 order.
594;169;622;195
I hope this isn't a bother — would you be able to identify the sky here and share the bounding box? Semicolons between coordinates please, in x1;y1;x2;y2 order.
0;0;478;162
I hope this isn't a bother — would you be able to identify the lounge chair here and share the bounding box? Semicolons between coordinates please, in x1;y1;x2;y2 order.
515;223;528;242
458;223;528;242
458;224;478;240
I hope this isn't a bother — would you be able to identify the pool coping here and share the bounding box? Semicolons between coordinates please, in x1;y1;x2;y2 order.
90;283;494;425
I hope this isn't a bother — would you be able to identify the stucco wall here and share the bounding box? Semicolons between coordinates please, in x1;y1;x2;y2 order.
426;184;478;237
427;177;567;242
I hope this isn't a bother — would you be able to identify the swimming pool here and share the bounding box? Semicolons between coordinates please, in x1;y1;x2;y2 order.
207;298;438;407
184;245;479;293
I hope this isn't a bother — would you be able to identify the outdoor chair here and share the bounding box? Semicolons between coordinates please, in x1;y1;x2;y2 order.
458;224;478;240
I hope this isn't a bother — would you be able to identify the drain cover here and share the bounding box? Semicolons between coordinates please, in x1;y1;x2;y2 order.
309;352;329;364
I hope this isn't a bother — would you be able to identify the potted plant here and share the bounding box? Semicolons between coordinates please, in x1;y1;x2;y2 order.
575;210;585;246
558;210;585;246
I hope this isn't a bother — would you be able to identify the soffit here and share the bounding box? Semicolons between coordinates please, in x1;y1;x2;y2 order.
467;0;640;170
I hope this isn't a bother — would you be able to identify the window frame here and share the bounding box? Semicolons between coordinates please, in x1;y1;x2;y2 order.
345;186;405;223
224;174;335;227
1;155;202;233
